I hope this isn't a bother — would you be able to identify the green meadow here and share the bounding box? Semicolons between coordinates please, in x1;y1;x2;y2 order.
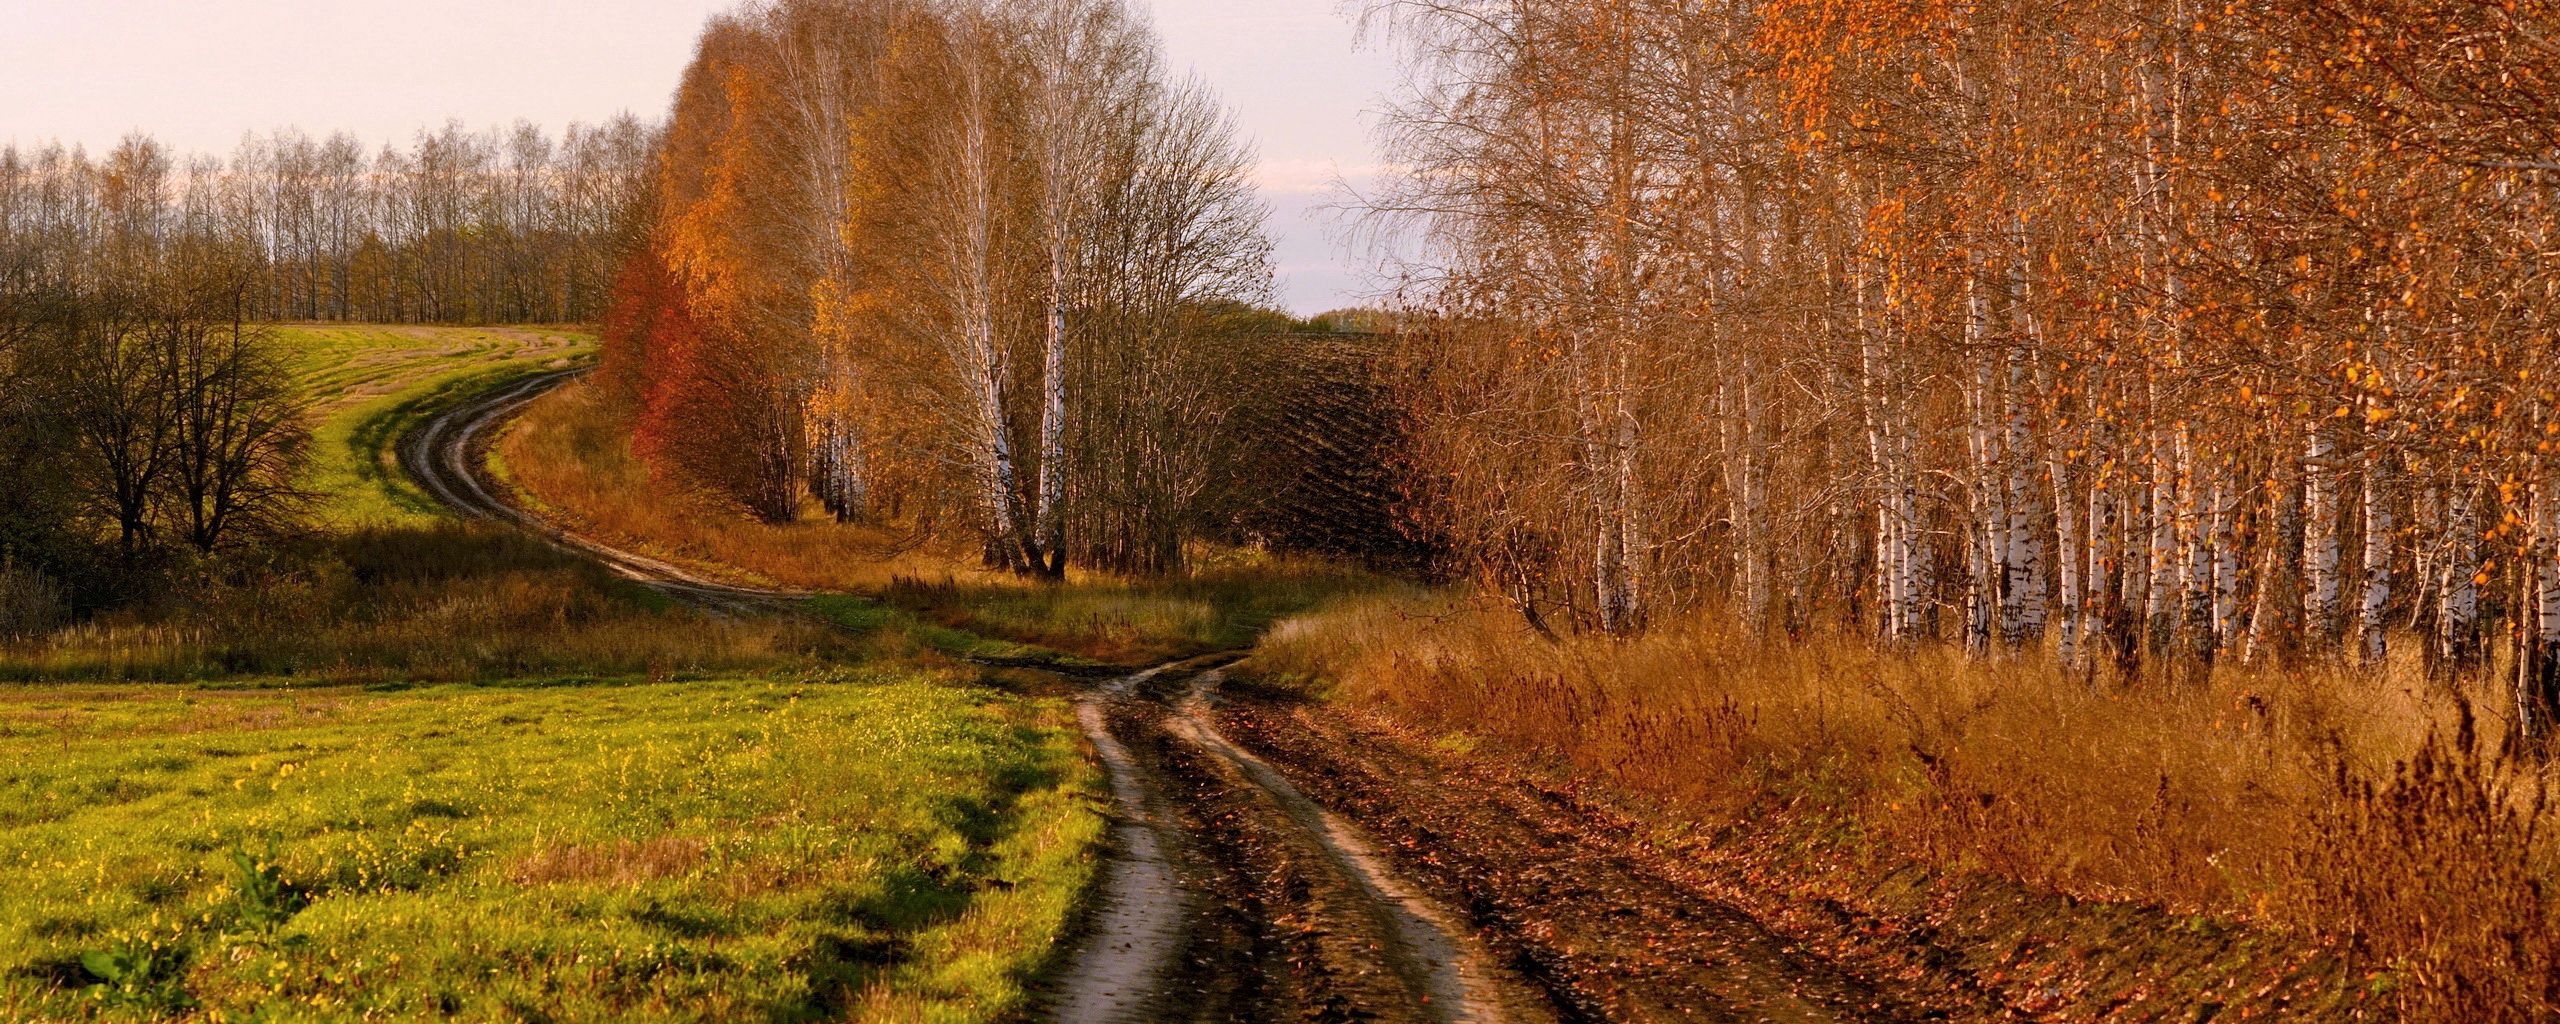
279;324;592;529
0;326;1108;1021
0;674;1098;1022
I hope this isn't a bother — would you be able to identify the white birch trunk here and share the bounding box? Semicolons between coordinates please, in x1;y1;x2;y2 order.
2438;483;2479;670
2357;455;2393;662
2304;425;2342;647
1035;267;1068;571
2209;475;2241;649
2245;462;2297;665
1965;289;2003;650
1859;282;1918;641
2002;354;2047;644
2144;444;2178;647
2525;477;2560;740
2052;457;2085;665
2087;479;2115;663
1720;370;1771;629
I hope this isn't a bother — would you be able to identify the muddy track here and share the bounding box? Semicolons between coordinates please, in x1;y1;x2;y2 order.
1205;693;2019;1024
404;371;1532;1022
1055;660;1536;1023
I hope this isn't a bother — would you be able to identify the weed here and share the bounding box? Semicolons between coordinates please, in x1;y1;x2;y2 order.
75;937;192;1013
226;842;308;935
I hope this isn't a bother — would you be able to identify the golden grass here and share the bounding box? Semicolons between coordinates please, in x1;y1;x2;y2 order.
1254;590;2560;1021
495;378;989;591
501;379;1388;664
509;836;711;887
0;525;828;684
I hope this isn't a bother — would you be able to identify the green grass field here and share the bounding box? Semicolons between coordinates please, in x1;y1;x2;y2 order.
0;672;1099;1022
278;324;591;529
2;325;1114;1020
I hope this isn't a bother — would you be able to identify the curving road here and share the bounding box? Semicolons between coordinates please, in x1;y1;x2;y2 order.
400;369;1527;1023
400;367;789;613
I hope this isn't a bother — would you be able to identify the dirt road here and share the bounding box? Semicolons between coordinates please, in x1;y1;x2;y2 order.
407;371;2008;1024
401;367;784;612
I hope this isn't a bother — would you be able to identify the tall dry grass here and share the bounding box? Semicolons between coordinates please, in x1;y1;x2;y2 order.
503;378;1387;663
1255;591;2560;1020
0;525;827;684
497;378;982;591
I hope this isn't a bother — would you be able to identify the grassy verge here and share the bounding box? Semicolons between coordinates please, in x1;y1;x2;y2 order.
280;324;591;530
1251;591;2560;1019
494;378;969;592
499;377;1384;665
0;526;828;685
0;672;1099;1022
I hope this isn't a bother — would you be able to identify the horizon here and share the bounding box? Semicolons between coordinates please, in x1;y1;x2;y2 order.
0;0;1399;316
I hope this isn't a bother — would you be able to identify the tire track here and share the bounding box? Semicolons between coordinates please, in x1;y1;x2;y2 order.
401;367;788;612
402;370;1538;1023
1052;659;1211;1022
1166;670;1517;1023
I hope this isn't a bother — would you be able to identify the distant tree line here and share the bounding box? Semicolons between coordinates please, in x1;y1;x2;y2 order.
0;158;305;619
604;0;1276;576
0;119;653;622
0;119;655;327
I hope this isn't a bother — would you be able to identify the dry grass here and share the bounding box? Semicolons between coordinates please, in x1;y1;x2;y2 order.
1255;591;2560;1020
503;378;1387;664
496;377;984;591
0;525;830;684
510;836;710;886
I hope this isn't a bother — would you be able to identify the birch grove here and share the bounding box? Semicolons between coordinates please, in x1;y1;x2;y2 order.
0;122;652;327
607;0;1271;574
1372;0;2560;737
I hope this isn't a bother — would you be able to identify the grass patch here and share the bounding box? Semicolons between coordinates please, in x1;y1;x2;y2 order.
278;323;591;530
0;672;1100;1022
873;556;1380;665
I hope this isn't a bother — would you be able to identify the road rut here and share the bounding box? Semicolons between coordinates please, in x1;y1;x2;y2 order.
405;370;1535;1023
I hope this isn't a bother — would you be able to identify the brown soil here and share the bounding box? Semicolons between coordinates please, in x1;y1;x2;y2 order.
1204;678;2374;1023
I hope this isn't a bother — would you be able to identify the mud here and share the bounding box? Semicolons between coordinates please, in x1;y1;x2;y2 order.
412;369;2014;1024
1049;660;1537;1023
1205;688;2011;1024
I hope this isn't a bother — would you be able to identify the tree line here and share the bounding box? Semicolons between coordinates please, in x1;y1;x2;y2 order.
602;0;1274;576
1369;0;2560;730
1;120;653;328
0;119;652;616
1;150;307;612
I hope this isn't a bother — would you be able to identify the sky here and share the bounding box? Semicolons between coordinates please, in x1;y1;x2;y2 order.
0;0;1402;314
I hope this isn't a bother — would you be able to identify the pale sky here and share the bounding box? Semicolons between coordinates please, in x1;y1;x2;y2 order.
0;0;1399;314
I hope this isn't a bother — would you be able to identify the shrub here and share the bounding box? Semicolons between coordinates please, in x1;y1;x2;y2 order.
0;560;64;640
